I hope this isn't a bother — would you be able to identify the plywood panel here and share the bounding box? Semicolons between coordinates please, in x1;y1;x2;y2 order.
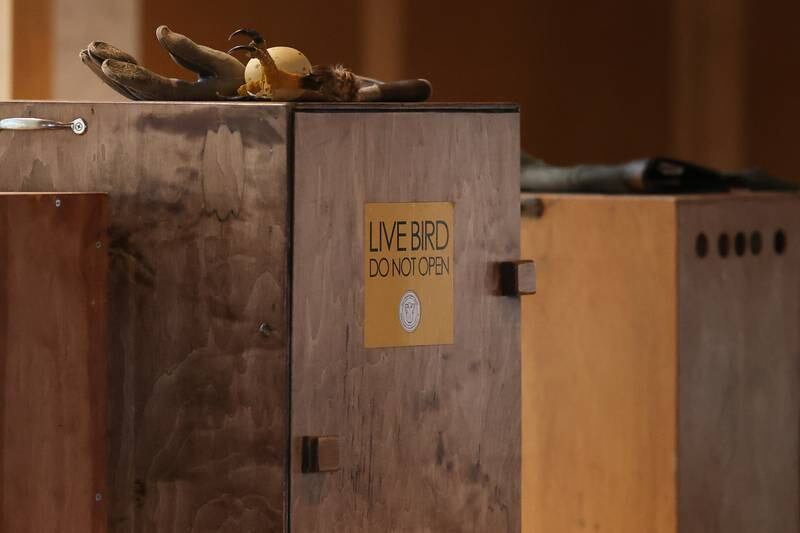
0;102;291;533
0;193;107;533
291;110;521;532
521;195;678;533
677;194;800;532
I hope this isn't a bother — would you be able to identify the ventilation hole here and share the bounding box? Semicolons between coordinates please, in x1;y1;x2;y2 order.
718;233;730;258
695;233;708;258
774;229;787;255
750;231;763;255
734;232;746;256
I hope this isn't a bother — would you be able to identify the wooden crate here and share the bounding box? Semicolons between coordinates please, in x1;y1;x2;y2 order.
521;193;799;533
0;193;108;533
0;102;523;532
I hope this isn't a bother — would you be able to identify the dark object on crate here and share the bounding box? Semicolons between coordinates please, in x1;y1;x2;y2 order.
80;26;431;102
521;154;799;193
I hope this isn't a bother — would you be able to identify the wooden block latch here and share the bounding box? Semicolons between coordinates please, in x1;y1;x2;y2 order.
500;260;537;296
301;436;340;473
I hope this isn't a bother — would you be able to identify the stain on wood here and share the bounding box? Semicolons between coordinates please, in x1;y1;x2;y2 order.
0;102;291;533
291;110;521;532
0;193;108;533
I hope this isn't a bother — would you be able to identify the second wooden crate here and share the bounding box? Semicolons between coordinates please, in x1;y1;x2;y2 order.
522;193;799;533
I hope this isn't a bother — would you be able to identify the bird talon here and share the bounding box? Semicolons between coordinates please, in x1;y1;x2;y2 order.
228;28;269;59
228;28;265;45
227;44;262;57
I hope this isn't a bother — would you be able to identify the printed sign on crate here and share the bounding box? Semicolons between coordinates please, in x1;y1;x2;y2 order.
364;202;454;348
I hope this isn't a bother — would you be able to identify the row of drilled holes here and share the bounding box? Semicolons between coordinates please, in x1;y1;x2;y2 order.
696;230;787;258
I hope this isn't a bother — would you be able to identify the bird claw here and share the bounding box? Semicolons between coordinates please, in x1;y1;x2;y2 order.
227;44;261;57
228;28;265;45
228;29;268;58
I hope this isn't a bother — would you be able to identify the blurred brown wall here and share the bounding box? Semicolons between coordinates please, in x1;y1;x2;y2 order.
747;2;800;180
134;0;799;178
406;0;674;167
141;1;361;85
13;0;51;99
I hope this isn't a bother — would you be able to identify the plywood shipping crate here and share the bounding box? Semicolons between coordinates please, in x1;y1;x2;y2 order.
0;102;524;532
521;193;799;533
0;193;108;533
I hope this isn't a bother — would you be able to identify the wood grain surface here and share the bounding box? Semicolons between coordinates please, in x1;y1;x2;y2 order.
0;102;291;533
0;193;107;533
520;195;679;533
291;111;521;532
293;103;519;112
677;194;800;532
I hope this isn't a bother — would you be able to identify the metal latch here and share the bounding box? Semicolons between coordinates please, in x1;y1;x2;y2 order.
0;117;87;135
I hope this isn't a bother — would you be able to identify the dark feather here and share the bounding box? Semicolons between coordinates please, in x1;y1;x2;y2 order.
302;65;359;102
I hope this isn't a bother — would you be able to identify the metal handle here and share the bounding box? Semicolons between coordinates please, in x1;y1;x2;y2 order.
0;117;87;135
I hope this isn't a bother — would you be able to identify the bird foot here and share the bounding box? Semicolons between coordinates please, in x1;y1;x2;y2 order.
227;29;268;58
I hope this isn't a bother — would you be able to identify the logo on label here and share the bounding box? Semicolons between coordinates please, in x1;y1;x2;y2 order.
398;290;421;332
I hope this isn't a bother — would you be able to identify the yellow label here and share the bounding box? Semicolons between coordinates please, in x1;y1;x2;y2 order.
364;202;454;348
